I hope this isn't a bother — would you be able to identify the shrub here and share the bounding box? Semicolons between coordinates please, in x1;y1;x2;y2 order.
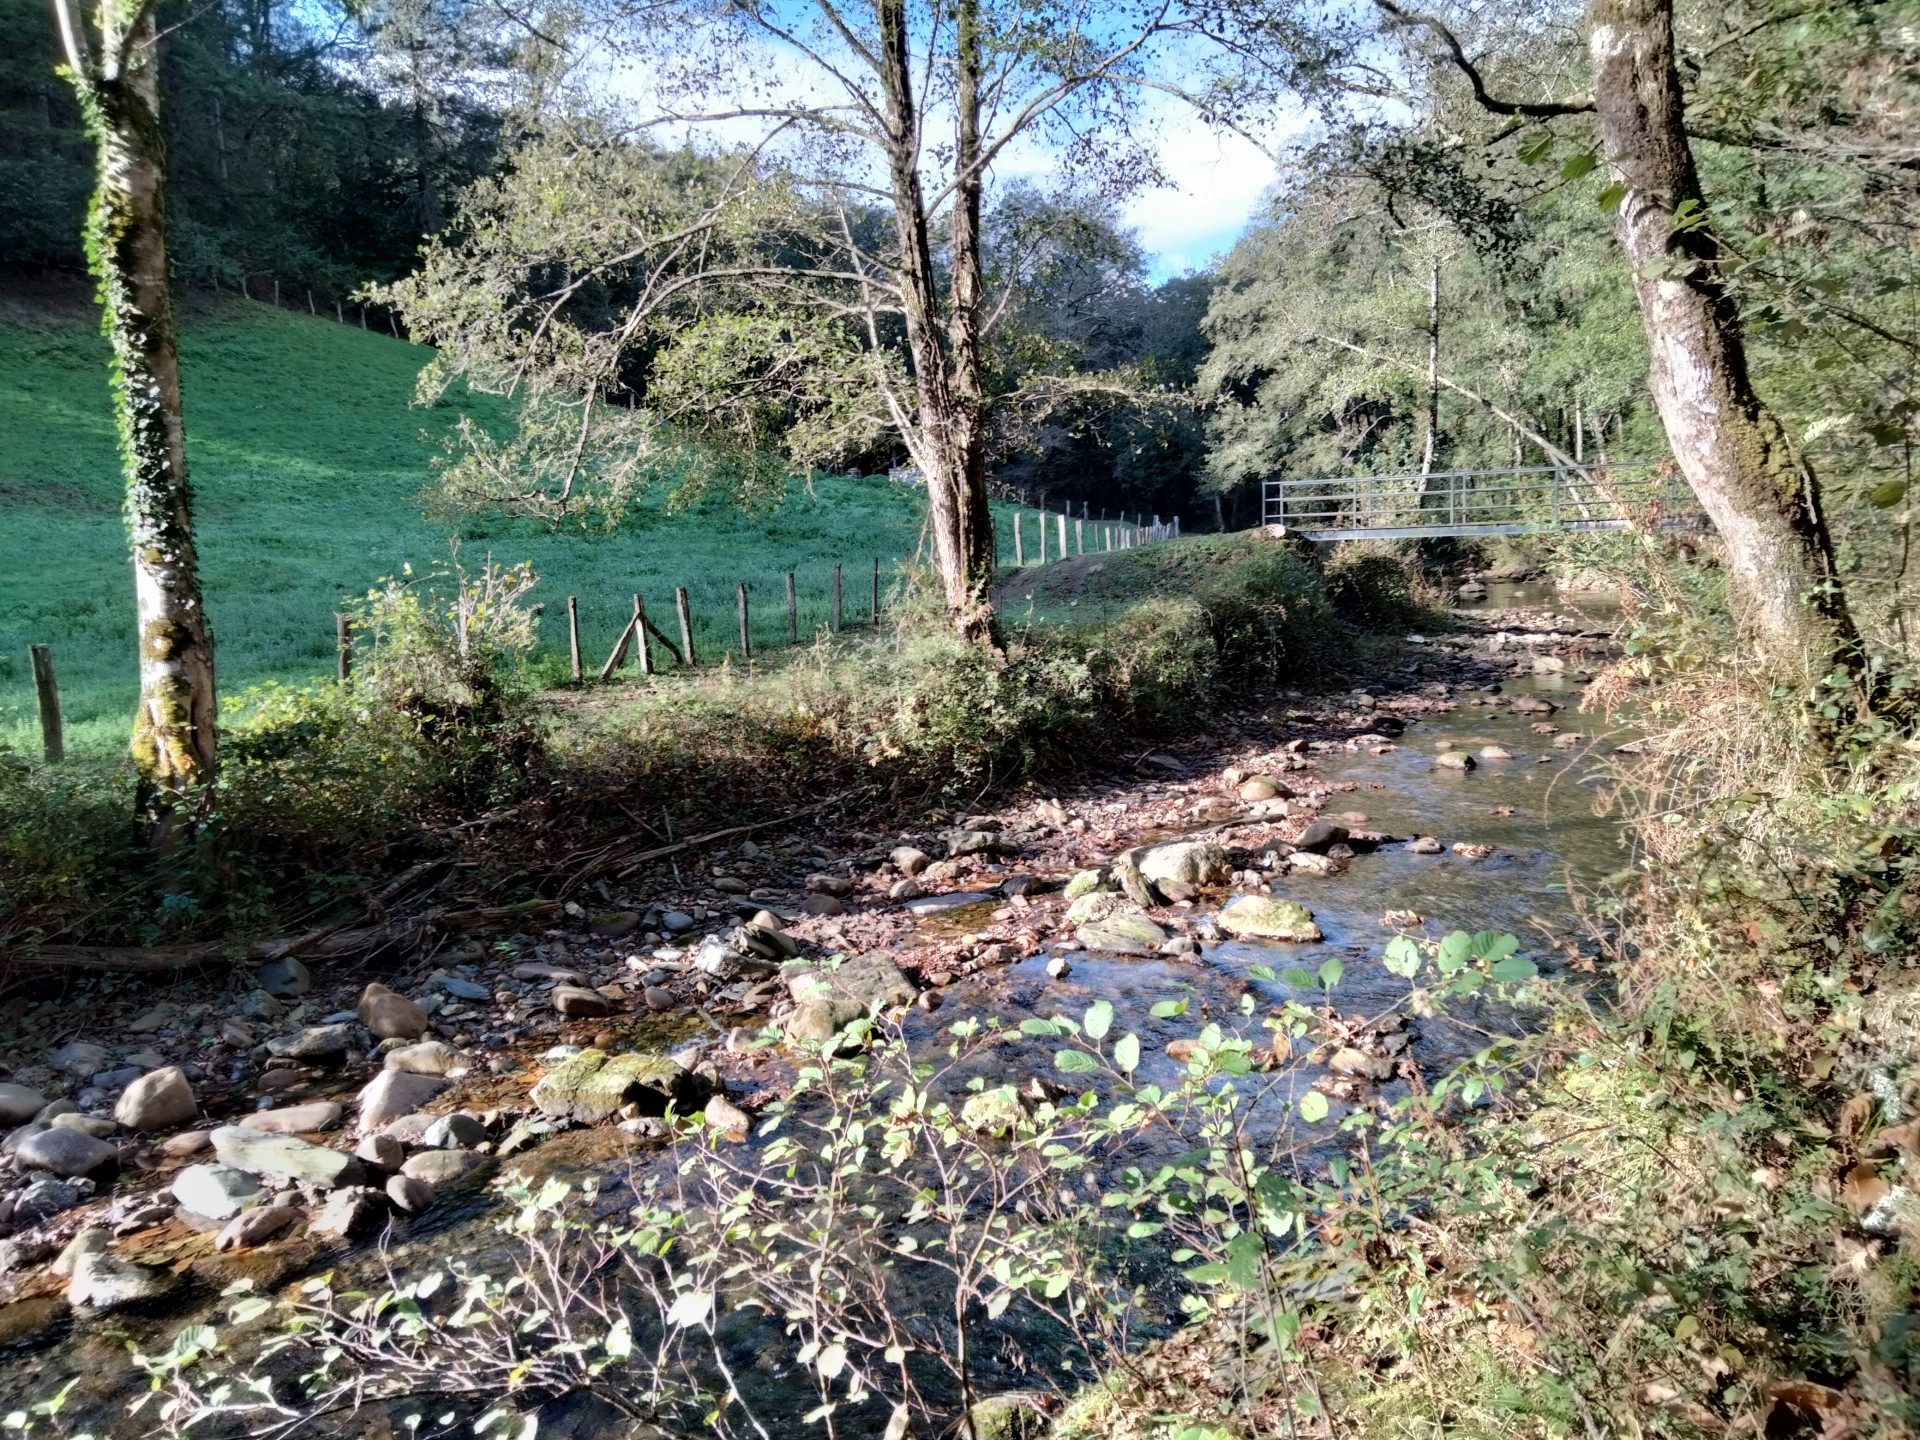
1321;544;1434;631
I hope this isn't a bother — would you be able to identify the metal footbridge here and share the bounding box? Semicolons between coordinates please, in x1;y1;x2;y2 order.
1262;463;1699;542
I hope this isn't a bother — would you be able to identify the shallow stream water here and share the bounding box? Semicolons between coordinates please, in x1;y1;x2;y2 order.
5;592;1635;1437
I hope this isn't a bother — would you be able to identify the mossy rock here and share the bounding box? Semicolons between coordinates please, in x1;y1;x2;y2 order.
961;1086;1027;1134
1217;895;1323;942
529;1049;707;1125
1063;869;1106;899
1076;912;1168;955
1066;890;1125;924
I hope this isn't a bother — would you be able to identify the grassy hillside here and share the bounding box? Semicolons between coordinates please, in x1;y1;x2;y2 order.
0;294;971;757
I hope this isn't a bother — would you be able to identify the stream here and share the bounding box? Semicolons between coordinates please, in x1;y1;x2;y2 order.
2;587;1636;1438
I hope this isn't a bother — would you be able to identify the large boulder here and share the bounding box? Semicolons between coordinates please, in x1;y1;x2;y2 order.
113;1066;198;1132
172;1164;262;1221
1217;895;1323;943
384;1041;466;1076
238;1101;342;1135
529;1049;709;1126
355;1071;447;1135
1076;912;1169;956
0;1084;47;1126
781;953;914;1042
15;1126;120;1183
356;983;429;1041
267;1024;352;1061
211;1126;365;1189
68;1248;171;1310
1138;841;1231;888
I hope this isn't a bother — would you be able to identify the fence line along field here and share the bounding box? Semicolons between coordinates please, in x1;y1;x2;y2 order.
0;296;945;757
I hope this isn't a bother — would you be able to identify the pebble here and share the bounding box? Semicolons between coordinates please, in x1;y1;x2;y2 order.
889;878;924;901
435;976;492;1001
267;1024;352;1061
1479;746;1513;760
551;985;612;1018
1045;956;1072;979
383;1041;465;1076
891;847;930;875
1435;752;1477;771
400;1150;485;1185
805;873;854;897
513;962;588;985
704;1095;751;1141
420;1112;486;1149
255;957;313;998
1408;836;1444;854
68;1247;171;1310
48;1042;107;1078
14;1177;84;1225
50;1112;116;1138
660;912;695;933
113;1066;198;1132
160;1130;214;1157
804;894;844;916
356;1071;448;1135
311;1187;389;1241
354;1134;405;1171
644;986;675;1012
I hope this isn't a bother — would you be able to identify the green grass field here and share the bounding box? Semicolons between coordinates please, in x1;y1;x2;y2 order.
0;294;1076;757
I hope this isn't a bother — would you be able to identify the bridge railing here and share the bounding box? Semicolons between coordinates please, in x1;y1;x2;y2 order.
1261;462;1692;539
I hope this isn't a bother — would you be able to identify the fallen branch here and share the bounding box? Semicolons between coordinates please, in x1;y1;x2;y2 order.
613;793;865;880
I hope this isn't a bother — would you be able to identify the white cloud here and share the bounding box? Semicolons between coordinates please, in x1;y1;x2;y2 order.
1126;110;1288;279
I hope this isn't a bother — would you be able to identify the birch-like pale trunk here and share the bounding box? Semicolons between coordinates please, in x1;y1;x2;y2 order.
1590;0;1861;685
56;0;218;820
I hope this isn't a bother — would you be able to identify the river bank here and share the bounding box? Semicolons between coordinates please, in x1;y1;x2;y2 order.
0;586;1630;1435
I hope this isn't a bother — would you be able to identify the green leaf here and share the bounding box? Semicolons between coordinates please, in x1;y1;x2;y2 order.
664;1291;713;1329
1297;1092;1329;1123
1598;182;1628;212
1560;152;1597;180
1281;967;1315;989
1127;1221;1164;1238
1871;480;1909;508
1246;964;1276;981
1020;1018;1062;1037
1383;936;1421;978
604;1315;632;1360
1084;1000;1114;1041
1317;957;1344;990
1226;1230;1265;1289
1150;998;1189;1019
1437;931;1472;974
1185;1262;1231;1284
1055;1049;1099;1074
1471;931;1518;963
1518;132;1554;164
1490;955;1539;983
1114;1033;1141;1073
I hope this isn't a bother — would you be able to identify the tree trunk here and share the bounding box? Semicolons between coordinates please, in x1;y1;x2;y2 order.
1421;255;1439;479
875;0;996;643
1590;0;1861;685
58;0;218;823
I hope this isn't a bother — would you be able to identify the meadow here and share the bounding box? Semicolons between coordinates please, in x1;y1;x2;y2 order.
0;292;1045;756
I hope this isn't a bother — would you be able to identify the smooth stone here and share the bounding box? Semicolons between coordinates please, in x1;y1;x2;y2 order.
804;894;844;917
267;1024;352;1061
50;1112;116;1137
1076;912;1169;955
1408;835;1444;854
354;1134;405;1171
113;1066;198;1132
420;1112;486;1149
890;847;931;876
255;956;313;998
16;1126;120;1182
704;1095;751;1140
1329;1047;1396;1080
948;830;1004;858
781;953;915;1030
1479;746;1513;760
383;1041;465;1076
49;1042;107;1078
217;1205;299;1251
160;1130;214;1157
588;911;640;938
805;873;854;897
1288;852;1345;878
52;1228;108;1277
1217;895;1324;943
435;976;491;1001
238;1101;343;1135
1138;840;1231;888
1063;870;1103;898
33;1099;76;1121
1292;820;1349;854
68;1248;171;1309
905;889;999;918
92;1065;144;1090
694;937;777;981
237;990;285;1021
211;1126;365;1188
551;985;612;1018
660;911;695;933
256;1068;307;1095
888;877;924;901
172;1164;263;1221
643;986;675;1012
712;876;749;894
386;1175;435;1214
379;1113;438;1145
355;1070;448;1136
1435;751;1477;771
0;1084;46;1125
529;1049;708;1125
311;1188;388;1241
357;983;429;1041
399;1150;486;1185
513;962;589;984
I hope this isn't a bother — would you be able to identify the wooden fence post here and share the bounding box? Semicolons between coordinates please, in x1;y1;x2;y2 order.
737;583;751;659
359;306;367;329
335;614;353;682
831;564;843;633
1076;517;1084;555
634;595;653;675
567;596;581;683
675;586;697;667
786;572;798;644
336;300;344;324
1013;514;1025;566
28;645;62;764
871;557;880;626
1057;511;1067;559
273;278;281;307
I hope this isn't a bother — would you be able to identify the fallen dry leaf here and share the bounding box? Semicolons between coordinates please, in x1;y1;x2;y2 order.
1838;1162;1890;1214
1836;1093;1873;1142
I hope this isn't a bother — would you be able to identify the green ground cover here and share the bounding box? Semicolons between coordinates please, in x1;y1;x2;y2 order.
0;295;1064;757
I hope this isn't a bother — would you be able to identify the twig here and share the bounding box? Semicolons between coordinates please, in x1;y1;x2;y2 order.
614;793;867;879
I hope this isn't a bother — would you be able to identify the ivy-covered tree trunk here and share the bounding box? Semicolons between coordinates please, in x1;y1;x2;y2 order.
56;0;218;820
1589;0;1862;686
